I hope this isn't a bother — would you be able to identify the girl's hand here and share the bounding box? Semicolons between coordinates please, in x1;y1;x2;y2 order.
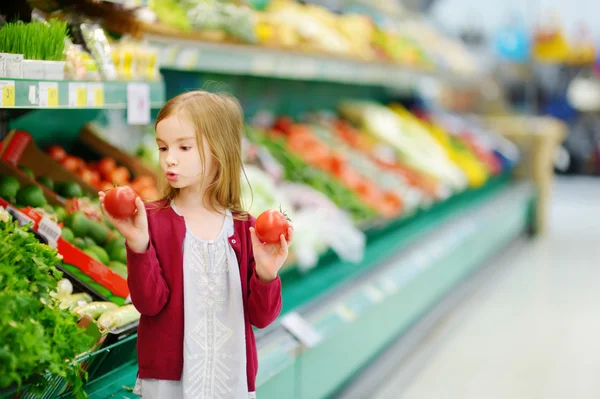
250;226;294;283
98;191;149;253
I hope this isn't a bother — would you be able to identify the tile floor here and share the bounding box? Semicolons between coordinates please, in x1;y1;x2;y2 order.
373;177;600;399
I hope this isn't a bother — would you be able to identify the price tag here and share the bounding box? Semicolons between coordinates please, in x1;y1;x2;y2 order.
0;81;16;107
280;312;322;349
87;83;104;107
127;83;150;125
5;206;34;227
68;83;87;107
38;82;59;107
38;217;61;248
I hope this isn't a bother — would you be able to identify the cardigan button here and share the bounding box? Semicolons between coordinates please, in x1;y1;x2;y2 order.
231;239;236;244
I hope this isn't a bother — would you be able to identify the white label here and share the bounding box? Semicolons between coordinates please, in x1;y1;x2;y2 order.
127;83;150;125
68;83;87;107
5;206;33;227
38;82;58;107
38;217;62;247
0;80;16;107
280;312;322;348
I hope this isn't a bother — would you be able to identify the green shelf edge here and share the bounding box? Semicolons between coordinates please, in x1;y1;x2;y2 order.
0;79;165;109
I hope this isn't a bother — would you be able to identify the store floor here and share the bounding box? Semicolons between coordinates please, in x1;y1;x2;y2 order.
361;177;600;399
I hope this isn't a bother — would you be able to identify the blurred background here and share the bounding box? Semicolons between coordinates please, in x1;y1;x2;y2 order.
0;0;598;398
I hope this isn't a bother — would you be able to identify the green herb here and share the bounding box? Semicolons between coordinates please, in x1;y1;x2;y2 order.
0;20;67;61
0;217;93;398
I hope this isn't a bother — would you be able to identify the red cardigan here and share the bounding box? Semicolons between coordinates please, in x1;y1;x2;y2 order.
126;201;282;392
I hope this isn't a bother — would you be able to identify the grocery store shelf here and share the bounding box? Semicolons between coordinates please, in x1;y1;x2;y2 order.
0;79;165;109
146;34;472;89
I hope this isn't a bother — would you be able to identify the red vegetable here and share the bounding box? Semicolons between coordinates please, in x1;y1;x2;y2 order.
255;209;290;244
97;158;116;181
61;155;81;172
47;145;67;162
110;166;131;185
104;186;137;219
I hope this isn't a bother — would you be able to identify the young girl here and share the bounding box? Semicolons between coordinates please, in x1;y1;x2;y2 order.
99;91;292;399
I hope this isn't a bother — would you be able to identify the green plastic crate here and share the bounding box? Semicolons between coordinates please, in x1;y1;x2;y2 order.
1;334;138;399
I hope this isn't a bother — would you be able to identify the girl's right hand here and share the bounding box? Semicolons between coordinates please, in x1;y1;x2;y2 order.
98;191;149;253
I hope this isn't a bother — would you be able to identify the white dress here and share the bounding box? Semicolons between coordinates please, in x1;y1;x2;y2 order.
135;205;254;399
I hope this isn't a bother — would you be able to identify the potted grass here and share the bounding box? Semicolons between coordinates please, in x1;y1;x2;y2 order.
0;20;68;80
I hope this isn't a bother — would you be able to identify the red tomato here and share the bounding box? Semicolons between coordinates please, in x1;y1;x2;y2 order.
255;209;290;244
97;158;117;181
110;166;131;185
132;175;155;190
61;155;81;172
104;186;137;219
47;145;67;162
79;168;101;187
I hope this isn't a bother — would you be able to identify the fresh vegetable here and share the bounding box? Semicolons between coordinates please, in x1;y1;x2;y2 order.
104;186;137;219
89;282;112;298
55;181;84;199
55;279;74;298
54;206;67;222
61;226;75;243
105;236;125;255
18;166;35;179
87;245;110;265
72;237;86;249
46;145;67;162
97;304;140;331
255;209;290;244
0;176;20;201
97;157;116;181
88;220;109;246
65;211;91;238
58;293;92;311
0;218;93;396
37;176;54;190
108;261;128;278
73;302;118;319
109;245;127;264
16;185;47;208
110;166;131;186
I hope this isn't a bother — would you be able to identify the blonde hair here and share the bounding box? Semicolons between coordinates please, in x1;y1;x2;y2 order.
155;90;248;219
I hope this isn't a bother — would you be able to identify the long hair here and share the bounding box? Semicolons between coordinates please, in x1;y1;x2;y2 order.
155;90;248;219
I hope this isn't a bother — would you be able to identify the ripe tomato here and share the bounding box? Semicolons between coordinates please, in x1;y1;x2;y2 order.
79;168;101;187
104;186;137;219
97;158;117;181
47;145;67;162
110;166;131;185
132;175;155;190
255;209;290;244
61;155;81;172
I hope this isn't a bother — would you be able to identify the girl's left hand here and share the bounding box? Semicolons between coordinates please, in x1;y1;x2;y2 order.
250;226;294;283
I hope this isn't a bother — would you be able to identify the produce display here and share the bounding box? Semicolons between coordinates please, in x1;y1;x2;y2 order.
0;209;93;398
0;11;160;81
44;144;160;200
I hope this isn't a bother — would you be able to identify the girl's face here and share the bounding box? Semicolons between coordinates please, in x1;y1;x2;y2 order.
156;114;214;191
